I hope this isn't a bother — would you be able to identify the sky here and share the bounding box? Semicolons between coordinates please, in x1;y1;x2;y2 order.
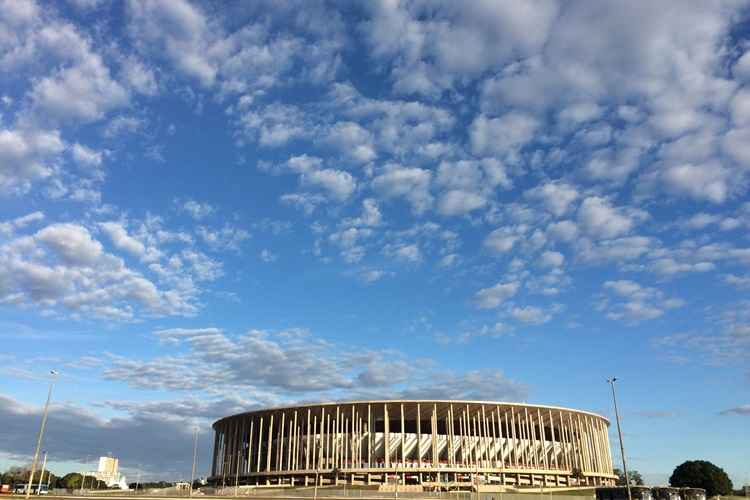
0;0;749;487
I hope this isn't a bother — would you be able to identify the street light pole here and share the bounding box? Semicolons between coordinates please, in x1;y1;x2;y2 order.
190;427;199;497
26;370;58;500
607;378;631;500
37;452;48;495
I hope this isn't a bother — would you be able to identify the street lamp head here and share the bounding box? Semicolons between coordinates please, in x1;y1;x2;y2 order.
50;370;58;376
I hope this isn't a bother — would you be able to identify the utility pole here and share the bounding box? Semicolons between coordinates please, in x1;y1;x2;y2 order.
26;370;58;500
190;427;199;497
607;378;631;500
37;452;48;495
81;455;90;495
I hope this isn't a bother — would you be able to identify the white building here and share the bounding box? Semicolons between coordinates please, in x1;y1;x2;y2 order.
92;456;128;489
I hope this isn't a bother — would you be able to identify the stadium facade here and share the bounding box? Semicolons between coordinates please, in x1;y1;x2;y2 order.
210;400;616;488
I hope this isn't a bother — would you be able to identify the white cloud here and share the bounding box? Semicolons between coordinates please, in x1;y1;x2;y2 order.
102;115;143;137
0;211;44;237
525;181;578;217
259;249;277;263
359;269;385;283
279;192;325;215
723;127;750;169
71;143;103;168
126;0;217;86
438;189;487;216
326;121;376;163
384;242;421;263
0;220;221;319
474;281;519;309
329;227;372;263
484;226;525;254
0;127;64;194
343;198;382;227
469;112;538;157
361;0;558;95
682;212;721;230
601;280;684;323
438;253;459;267
539;250;564;268
661;163;731;204
510;305;552;325
196;224;250;252
372;164;433;214
121;56;159;95
434;159;510;216
30;52;128;123
577;236;652;262
179;199;214;220
577;196;638;239
649;258;715;276
558;102;603;124
736;51;750;81
303;168;356;201
546;220;579;242
99;221;146;258
235;103;310;147
724;274;750;289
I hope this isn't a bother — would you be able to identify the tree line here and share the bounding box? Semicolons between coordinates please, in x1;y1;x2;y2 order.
614;460;736;497
1;466;110;490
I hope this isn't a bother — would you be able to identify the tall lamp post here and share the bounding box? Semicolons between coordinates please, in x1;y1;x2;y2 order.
607;377;631;500
189;427;198;497
26;370;58;500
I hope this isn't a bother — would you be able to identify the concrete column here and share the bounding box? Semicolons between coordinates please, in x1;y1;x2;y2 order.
431;404;438;467
538;408;548;470
502;409;511;468
367;404;372;468
251;417;255;474
417;403;422;467
306;409;312;471
266;414;274;472
325;411;331;470
211;429;219;477
335;406;340;470
548;410;558;470
510;407;518;468
257;417;264;473
490;411;500;467
400;403;405;467
384;403;390;467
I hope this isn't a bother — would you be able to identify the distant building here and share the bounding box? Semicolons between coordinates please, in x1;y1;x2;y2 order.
91;456;128;489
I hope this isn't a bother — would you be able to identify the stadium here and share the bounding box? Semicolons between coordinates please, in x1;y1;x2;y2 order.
210;400;617;489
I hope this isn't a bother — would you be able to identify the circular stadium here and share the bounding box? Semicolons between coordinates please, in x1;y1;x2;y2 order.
210;400;616;489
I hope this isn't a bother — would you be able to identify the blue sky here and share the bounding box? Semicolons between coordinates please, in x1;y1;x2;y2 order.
1;0;749;487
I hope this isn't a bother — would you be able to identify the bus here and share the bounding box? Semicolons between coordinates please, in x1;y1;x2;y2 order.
12;484;48;495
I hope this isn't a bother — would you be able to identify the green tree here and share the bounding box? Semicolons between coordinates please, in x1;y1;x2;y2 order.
2;466;30;485
613;468;645;486
669;460;733;497
60;472;83;490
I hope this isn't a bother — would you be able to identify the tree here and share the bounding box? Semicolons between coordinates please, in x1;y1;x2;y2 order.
670;460;733;497
614;468;645;486
1;466;32;485
60;473;83;490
